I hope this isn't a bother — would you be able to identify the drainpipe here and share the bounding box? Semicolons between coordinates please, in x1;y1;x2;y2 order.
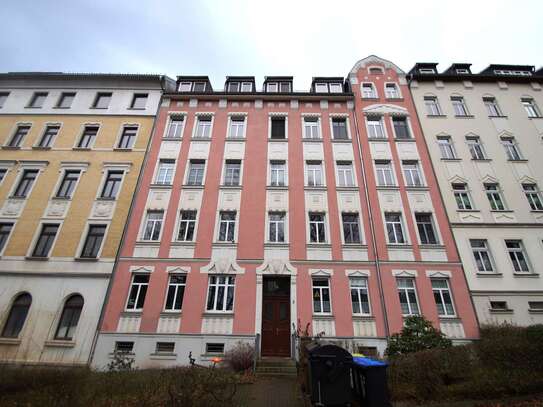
350;92;390;339
87;76;167;367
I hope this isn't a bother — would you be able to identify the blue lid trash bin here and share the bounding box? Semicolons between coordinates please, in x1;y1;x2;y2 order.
352;356;392;407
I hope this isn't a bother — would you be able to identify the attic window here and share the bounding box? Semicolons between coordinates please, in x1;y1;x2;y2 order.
369;67;384;74
315;83;328;93
419;68;436;74
329;83;342;93
178;82;192;92
494;70;531;76
228;82;240;92
241;82;252;92
193;82;207;92
280;82;291;92
456;69;470;74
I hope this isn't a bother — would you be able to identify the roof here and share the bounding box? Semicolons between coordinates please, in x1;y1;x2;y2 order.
349;55;405;76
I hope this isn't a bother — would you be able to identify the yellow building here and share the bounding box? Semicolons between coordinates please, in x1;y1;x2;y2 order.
0;73;174;365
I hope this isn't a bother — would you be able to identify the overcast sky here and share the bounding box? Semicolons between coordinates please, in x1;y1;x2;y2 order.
1;0;541;90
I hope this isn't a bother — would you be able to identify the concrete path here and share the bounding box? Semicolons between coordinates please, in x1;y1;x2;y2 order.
239;376;306;407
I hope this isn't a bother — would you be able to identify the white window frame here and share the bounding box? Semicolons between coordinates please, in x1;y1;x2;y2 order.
505;240;531;273
222;160;242;186
315;83;328;93
192;114;214;139
308;212;327;244
501;137;522;161
164;114;186;139
385;212;406;244
329;83;343;93
0;221;16;256
402;161;423;187
483;97;502;117
375;161;395;187
470;239;495;273
164;274;187;311
267;211;286;243
205;275;235;313
329;115;351;140
361;83;377;99
268;114;288;140
437;136;456;159
396;277;420;316
303;116;321;139
35;122;61;148
522;98;541;118
176;210;198;242
141;210;164;241
154;159;176;185
485;183;506;211
96;164;128;200
217;211;237;242
350;277;371;315
451;96;470;116
178;82;192;92
466;136;486;160
74;123;100;149
415;212;439;245
391;116;412;139
522;183;543;211
384;83;401;99
26;220;63;258
305;161;324;187
312;277;332;314
269;160;287;187
125;273;150;311
424;96;442;116
52;165;86;200
185;160;206;186
431;279;456;317
336;161;355;187
227;115;247;139
366;116;386;139
453;183;473;210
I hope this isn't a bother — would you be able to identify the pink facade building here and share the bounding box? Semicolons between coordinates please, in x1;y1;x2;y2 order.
92;56;478;368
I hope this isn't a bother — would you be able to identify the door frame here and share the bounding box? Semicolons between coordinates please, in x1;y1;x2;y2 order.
255;261;297;357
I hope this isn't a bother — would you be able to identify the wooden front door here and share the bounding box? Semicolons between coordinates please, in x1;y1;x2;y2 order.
261;278;291;357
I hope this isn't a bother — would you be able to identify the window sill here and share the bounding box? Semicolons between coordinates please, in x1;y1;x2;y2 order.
489;309;514;314
8;196;26;201
135;241;161;246
264;242;289;248
51;196;71;201
376;185;399;190
121;311;143;317
336;186;358;191
352;314;374;320
528;309;543;314
127;107;146;111
302;138;323;143
476;272;503;278
225;137;246;142
488;115;507;119
74;257;99;262
405;186;429;191
507;159;528;163
2;146;21;150
52;106;71;110
471;158;492;162
219;185;242;190
183;184;204;189
531;210;543;213
150;353;177;360
150;183;173;189
307;243;332;248
0;338;21;346
171;241;196;247
212;242;237;247
89;107;109;110
113;148;133;152
25;256;49;261
387;244;412;249
202;312;234;317
96;197;117;201
44;340;76;348
490;210;514;213
304;186;327;191
528;117;543;120
457;209;480;213
331;139;352;143
427;115;447;118
268;138;288;142
191;137;212;141
454;115;475;119
367;137;389;142
160;311;182;317
267;185;288;190
513;273;539;278
162;137;183;141
386;97;404;102
313;314;334;319
395;138;415;142
342;243;368;248
32;146;52;150
72;147;92;151
441;158;462;162
361;97;379;101
419;244;445;250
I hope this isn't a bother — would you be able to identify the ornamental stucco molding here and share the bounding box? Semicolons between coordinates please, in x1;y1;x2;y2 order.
349;55;405;76
200;258;245;274
363;104;409;117
256;260;297;275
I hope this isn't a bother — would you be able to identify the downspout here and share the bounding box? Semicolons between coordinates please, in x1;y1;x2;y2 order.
87;76;167;366
350;90;390;339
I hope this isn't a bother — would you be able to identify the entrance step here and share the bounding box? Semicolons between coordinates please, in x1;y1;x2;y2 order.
256;358;297;376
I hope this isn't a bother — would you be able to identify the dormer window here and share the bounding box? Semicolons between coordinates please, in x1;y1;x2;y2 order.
178;82;192;92
315;83;328;93
456;69;470;74
329;83;342;93
266;82;291;92
494;70;531;76
228;82;240;92
280;82;291;92
193;82;206;92
419;68;436;74
241;82;252;92
267;82;278;92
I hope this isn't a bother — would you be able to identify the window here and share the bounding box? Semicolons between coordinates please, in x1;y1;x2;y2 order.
402;161;423;187
329;83;343;93
342;213;360;244
369;67;384;74
332;118;348;140
28;92;48;108
193;82;206;92
270;117;286;139
166;116;184;138
218;211;236;242
267;82;278;92
77;125;99;148
280;82;291;92
56;92;75;108
385;213;405;244
505;240;530;273
195;116;212;138
0;168;6;184
0;223;14;253
177;210;196;241
393;117;410;139
501;138;522;161
306;161;323;187
55;295;83;340
397;278;419;315
453;183;473;210
437;136;456;159
315;83;328;93
178;82;192;92
466;136;486;160
92;92;112;109
268;212;285;243
367;117;385;138
362;83;377;98
130;93;148;109
312;278;331;314
522;98;541;118
187;160;205;185
32;224;59;257
56;170;81;198
223;160;241;186
424;96;442;115
165;275;186;311
451;96;469;116
206;343;225;354
375;161;395;186
80;225;106;258
309;213;326;243
8;125;31;147
100;170;123;199
522;184;543;211
115;341;134;353
303;117;320;139
117;126;138;149
1;293;31;338
350;278;370;314
485;184;506;211
206;275;235;311
38;125;60;148
336;161;355;187
228;116;245;138
155;159;175;185
419;68;436;74
483;97;502;116
13;169;38;198
0;92;9;108
241;82;252;92
126;274;149;310
456;68;470;74
470;239;494;272
156;342;175;353
142;211;163;241
432;279;455;316
528;302;543;311
415;213;438;244
385;83;400;98
270;160;286;186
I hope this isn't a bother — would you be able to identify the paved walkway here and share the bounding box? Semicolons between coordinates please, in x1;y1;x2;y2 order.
238;376;306;407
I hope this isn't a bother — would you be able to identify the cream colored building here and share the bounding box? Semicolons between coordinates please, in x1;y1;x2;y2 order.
408;63;543;326
0;73;174;365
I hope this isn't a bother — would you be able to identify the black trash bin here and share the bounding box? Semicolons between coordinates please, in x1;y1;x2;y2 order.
352;356;392;407
305;341;354;406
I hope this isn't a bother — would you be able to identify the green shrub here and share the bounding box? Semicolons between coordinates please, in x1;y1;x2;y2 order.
385;315;452;357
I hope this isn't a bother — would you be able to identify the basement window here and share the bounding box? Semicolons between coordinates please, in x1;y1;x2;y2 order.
114;341;134;353
205;343;225;354
489;301;510;312
155;342;175;353
528;302;543;312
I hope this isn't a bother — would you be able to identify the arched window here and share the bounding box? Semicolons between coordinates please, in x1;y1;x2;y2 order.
1;293;31;338
55;294;84;340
